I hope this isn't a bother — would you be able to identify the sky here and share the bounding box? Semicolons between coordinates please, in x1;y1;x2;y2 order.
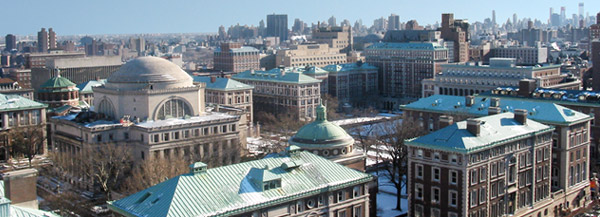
1;0;599;36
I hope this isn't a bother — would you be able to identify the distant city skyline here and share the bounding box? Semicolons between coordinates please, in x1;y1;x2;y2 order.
1;0;599;36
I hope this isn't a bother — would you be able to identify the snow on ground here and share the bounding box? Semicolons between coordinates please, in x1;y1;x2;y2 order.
372;170;408;217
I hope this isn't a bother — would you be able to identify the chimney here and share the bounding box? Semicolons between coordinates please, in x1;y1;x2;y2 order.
225;75;232;79
490;98;500;107
210;76;216;83
465;95;475;107
488;106;502;115
439;115;454;128
514;109;528;125
467;118;481;136
518;79;536;97
2;168;38;209
466;119;481;136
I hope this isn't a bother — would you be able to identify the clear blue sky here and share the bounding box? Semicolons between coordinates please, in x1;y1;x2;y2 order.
2;0;599;36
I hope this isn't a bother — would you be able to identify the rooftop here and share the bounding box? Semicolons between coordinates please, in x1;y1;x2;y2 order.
39;76;77;90
0;93;47;112
214;46;259;53
76;79;106;94
109;151;373;217
193;76;253;91
322;62;377;73
233;68;321;84
480;87;600;108
366;42;447;51
401;94;591;125
407;112;553;153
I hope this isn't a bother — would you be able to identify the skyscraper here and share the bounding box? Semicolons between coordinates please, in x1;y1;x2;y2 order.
492;10;496;25
513;13;518;27
266;14;288;42
37;28;48;53
328;16;336;27
48;28;57;49
579;2;584;20
560;7;566;26
4;34;16;52
388;14;400;30
593;41;600;91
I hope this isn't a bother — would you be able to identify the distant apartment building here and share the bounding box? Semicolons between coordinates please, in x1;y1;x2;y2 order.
302;66;329;95
213;42;260;73
403;95;593;216
365;42;448;109
592;41;600;91
590;12;600;40
31;56;123;91
312;26;353;53
267;14;288;42
440;13;469;63
422;58;580;97
25;52;85;69
0;77;34;100
322;62;378;106
407;112;555;217
7;69;32;89
233;68;321;121
4;34;16;52
276;43;347;68
490;45;548;66
37;28;48;53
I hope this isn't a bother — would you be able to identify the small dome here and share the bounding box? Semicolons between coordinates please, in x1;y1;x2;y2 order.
39;76;77;92
106;57;192;88
289;103;354;149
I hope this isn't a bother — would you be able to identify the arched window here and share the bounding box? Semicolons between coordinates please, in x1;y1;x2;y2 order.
98;99;115;120
157;99;192;120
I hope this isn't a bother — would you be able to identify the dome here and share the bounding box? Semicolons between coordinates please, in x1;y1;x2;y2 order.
106;57;193;89
289;103;354;149
40;76;76;89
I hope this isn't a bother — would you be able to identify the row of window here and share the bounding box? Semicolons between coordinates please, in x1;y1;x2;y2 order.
413;205;458;217
150;124;236;143
414;184;458;207
413;149;460;164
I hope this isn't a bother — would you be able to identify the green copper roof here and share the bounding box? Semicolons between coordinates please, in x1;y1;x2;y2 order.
40;76;76;89
76;80;106;94
108;151;372;217
289;103;355;148
302;66;328;75
407;112;554;153
0;93;47;112
401;95;592;125
323;62;377;73
193;76;254;91
233;68;321;84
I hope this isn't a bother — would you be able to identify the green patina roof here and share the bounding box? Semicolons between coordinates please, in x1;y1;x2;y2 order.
0;93;46;112
407;112;554;153
290;103;354;148
233;68;321;84
76;80;106;94
193;76;254;91
322;62;377;73
40;76;76;89
401;94;592;125
302;66;328;75
366;42;447;51
108;151;372;217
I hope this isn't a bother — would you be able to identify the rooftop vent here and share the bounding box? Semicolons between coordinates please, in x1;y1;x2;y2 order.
439;115;454;128
248;167;282;191
189;162;208;174
514;109;528;125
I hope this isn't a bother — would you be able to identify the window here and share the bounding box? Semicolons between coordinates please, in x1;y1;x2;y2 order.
415;184;424;200
480;187;486;204
416;164;424;179
337;191;345;202
450;154;458;164
449;213;458;217
471;189;478;207
431;208;440;217
97;135;102;142
471;169;478;185
432;168;441;182
450;190;458;207
416;149;423;158
433;152;440;161
156;99;192;120
415;204;424;217
450;170;458;185
480;167;487;181
353;205;362;217
431;187;440;203
338;210;346;217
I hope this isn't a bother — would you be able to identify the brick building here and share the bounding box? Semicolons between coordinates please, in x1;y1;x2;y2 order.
213;42;260;73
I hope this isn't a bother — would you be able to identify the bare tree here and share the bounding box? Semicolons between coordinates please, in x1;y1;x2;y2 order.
76;144;132;201
11;123;46;167
322;94;341;120
377;119;426;211
120;157;189;195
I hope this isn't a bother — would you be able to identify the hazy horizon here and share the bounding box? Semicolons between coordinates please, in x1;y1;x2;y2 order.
2;0;599;36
